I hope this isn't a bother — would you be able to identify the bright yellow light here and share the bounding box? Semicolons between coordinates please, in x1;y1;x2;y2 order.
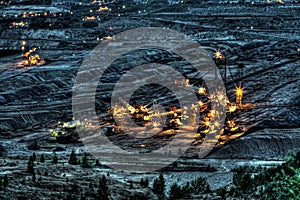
85;16;95;21
198;87;206;94
34;54;40;60
227;120;235;128
99;6;109;11
22;40;26;46
215;51;224;59
144;115;150;121
23;59;29;65
23;51;30;57
185;79;189;85
235;87;243;96
198;100;204;107
104;35;112;40
228;105;237;113
210;110;216;118
214;121;220;127
205;120;210;127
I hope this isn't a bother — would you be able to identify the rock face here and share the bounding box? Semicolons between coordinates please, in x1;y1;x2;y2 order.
0;61;78;134
209;129;300;159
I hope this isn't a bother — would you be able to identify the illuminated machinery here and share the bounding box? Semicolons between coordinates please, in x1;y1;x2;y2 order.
110;103;146;122
235;86;243;107
219;87;244;136
111;101;183;131
213;50;228;86
196;89;244;139
134;105;182;130
165;107;182;130
21;41;44;66
106;79;244;138
99;6;109;12
212;49;245;136
50;121;80;144
49;120;93;144
221;86;244;135
131;104;151;124
223;119;241;136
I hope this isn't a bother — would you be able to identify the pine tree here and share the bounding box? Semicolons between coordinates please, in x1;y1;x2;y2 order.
40;154;45;163
3;175;8;187
52;153;58;164
27;156;35;174
152;174;166;200
140;178;149;188
81;152;91;168
68;149;78;165
129;180;133;189
144;177;149;188
140;178;145;187
95;159;100;167
168;176;210;199
190;176;210;194
32;171;36;182
32;152;36;162
169;183;183;200
181;182;192;198
98;175;109;200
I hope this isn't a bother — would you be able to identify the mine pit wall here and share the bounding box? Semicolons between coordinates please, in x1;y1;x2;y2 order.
208;129;300;160
0;66;77;134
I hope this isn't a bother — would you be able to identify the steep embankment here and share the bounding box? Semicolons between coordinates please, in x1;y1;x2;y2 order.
208;128;300;159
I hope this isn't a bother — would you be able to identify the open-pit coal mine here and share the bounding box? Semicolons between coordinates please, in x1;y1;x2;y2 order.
0;0;299;199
